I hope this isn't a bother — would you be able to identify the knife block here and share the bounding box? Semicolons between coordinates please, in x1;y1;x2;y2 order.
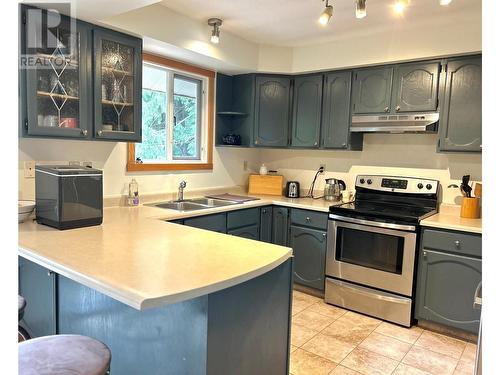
460;197;480;219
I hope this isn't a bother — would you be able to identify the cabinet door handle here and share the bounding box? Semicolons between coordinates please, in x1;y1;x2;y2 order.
342;143;347;148
314;142;318;146
473;281;482;310
384;107;390;113
305;217;311;222
254;140;259;145
98;130;103;136
47;271;54;277
81;129;87;136
454;240;460;248
396;106;401;112
423;251;427;258
322;233;326;238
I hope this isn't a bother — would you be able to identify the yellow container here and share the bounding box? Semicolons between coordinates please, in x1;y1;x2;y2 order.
460;197;480;219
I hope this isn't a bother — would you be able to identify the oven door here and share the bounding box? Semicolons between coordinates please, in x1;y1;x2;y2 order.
326;217;417;296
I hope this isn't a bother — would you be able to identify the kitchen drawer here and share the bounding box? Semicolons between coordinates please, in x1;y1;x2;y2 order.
422;229;481;257
227;208;260;230
290;209;328;230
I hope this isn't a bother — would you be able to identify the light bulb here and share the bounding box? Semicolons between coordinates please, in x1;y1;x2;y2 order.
318;5;333;25
210;34;219;44
440;0;452;5
355;0;367;19
393;0;408;14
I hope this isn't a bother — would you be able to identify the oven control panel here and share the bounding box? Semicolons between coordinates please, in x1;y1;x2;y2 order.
356;175;439;194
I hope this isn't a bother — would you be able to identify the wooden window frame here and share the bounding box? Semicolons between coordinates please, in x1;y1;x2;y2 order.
127;53;215;172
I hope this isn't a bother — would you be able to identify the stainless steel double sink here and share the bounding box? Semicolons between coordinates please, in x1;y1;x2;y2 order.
150;198;240;212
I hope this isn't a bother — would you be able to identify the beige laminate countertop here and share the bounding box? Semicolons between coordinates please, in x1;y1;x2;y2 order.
421;205;482;234
18;204;295;311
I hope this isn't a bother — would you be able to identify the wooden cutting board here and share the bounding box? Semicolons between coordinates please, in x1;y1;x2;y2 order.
248;174;284;196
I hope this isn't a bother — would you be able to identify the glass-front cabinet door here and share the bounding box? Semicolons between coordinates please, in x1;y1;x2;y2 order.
93;29;142;142
23;7;91;138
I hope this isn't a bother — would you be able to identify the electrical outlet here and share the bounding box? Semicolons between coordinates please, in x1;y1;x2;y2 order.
243;160;248;171
319;164;326;173
82;161;93;168
24;161;35;178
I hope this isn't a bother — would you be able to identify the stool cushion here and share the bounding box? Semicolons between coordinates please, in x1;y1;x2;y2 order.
19;335;111;375
18;295;26;321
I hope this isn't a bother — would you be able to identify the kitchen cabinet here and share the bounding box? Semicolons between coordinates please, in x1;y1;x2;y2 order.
215;74;255;147
289;226;327;290
93;28;142;141
259;206;273;243
184;213;227;233
18;257;57;338
20;5;142;142
254;76;291;147
438;57;482;152
416;229;482;334
291;75;323;148
321;71;362;150
228;225;260;240
272;207;289;246
227;208;260;230
22;6;92;139
352;67;393;114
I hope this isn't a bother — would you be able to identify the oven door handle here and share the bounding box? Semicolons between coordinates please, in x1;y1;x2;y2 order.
328;214;416;231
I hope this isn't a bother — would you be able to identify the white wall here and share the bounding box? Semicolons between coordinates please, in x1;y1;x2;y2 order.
18;139;261;199
260;134;482;205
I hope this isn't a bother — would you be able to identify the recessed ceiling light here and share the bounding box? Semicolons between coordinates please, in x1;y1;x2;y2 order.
440;0;452;5
318;0;333;25
208;18;222;44
355;0;367;19
393;0;409;14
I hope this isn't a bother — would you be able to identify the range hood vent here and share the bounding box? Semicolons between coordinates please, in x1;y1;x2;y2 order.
351;113;439;133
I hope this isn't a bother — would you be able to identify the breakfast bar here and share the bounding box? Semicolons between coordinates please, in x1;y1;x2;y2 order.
18;206;293;375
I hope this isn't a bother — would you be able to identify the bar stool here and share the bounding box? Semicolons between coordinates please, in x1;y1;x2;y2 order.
18;295;30;342
19;334;111;375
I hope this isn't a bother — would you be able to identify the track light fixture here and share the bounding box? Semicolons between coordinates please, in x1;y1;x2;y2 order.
355;0;367;19
440;0;452;5
393;0;409;14
318;0;333;25
208;18;222;44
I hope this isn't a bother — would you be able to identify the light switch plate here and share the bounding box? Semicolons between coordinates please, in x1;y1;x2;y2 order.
24;161;35;178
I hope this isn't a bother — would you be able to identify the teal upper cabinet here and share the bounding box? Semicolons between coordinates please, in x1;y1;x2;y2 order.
291;75;323;148
254;76;291;147
392;62;440;113
21;6;92;139
20;5;142;142
352;67;393;114
93;28;142;142
321;71;361;149
438;57;482;152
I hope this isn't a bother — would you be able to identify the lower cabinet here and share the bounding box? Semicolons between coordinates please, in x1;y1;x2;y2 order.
289;226;327;290
272;207;290;246
228;225;260;240
416;229;482;334
259;206;273;243
184;213;227;233
18;257;57;338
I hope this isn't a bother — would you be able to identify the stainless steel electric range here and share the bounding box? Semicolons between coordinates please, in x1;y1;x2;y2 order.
325;175;439;326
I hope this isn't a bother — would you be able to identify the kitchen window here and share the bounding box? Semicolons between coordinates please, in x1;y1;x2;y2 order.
127;53;214;171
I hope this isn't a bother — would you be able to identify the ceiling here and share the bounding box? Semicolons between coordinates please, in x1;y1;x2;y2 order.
160;0;481;47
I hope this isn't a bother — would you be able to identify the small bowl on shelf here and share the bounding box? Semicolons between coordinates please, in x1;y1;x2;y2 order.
18;200;36;223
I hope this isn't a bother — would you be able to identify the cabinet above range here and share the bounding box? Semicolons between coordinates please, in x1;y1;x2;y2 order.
19;5;142;142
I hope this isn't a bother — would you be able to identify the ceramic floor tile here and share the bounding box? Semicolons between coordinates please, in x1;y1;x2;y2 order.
306;302;348;320
290;348;337;375
302;333;356;363
374;321;423;344
294;299;315;316
340;347;399;375
341;311;382;326
291;345;299;354
453;359;474;375
460;342;477;363
402;345;459;375
293;309;336;332
291;323;319;347
329;365;362;375
414;330;467;359
294;290;323;304
358;332;412;361
322;314;380;345
392;363;434;375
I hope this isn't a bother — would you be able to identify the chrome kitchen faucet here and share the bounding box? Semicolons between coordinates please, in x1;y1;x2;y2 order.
178;180;187;201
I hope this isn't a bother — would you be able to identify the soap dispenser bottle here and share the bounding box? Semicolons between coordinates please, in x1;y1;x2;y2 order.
128;179;140;206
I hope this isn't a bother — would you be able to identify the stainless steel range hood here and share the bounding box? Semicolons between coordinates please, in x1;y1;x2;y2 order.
351;113;439;133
